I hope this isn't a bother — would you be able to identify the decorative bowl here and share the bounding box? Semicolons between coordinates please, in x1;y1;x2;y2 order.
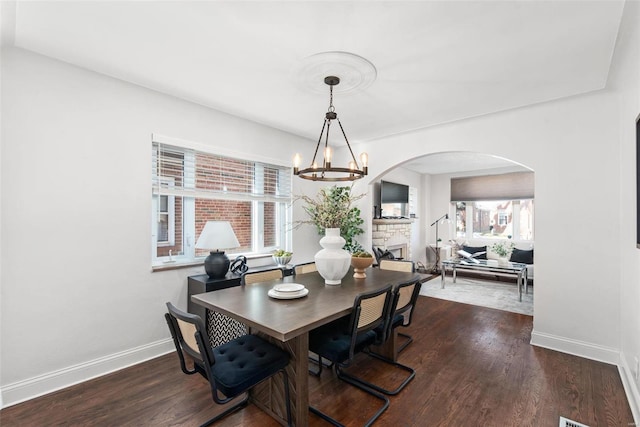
273;255;292;266
351;256;374;279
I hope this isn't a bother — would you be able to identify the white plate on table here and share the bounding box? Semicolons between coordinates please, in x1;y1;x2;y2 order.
268;287;309;299
273;283;305;293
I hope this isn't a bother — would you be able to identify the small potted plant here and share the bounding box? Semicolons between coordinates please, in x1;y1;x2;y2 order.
351;251;373;279
272;249;292;266
491;241;514;264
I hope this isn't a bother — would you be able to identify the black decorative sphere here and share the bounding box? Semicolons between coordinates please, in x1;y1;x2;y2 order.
204;250;230;279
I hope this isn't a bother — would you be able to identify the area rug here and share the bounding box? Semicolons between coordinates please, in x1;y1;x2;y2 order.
419;276;533;316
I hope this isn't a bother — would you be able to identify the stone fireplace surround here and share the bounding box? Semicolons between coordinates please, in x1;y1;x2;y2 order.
371;218;414;260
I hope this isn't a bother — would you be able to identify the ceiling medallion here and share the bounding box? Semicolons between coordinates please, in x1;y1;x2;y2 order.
294;51;377;95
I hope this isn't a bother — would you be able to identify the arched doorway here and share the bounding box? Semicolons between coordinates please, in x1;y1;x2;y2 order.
370;151;534;316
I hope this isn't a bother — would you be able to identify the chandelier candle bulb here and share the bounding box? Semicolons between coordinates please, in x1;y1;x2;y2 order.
293;153;301;174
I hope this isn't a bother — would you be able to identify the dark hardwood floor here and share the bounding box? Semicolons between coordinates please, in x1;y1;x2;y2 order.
1;296;633;426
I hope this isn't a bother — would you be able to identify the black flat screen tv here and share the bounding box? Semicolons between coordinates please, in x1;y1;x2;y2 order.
381;180;409;204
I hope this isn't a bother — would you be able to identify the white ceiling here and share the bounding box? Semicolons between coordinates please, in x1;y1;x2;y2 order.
2;1;625;173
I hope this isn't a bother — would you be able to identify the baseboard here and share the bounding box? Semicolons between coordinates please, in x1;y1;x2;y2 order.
0;338;174;409
619;352;640;425
530;329;620;365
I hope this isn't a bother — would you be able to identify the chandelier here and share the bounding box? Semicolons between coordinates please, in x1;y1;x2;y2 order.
293;76;368;182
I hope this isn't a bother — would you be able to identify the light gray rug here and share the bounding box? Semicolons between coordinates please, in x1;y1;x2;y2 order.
419;276;533;316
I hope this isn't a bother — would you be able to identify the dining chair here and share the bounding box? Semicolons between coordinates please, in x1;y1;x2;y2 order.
378;259;416;353
293;261;317;275
308;285;393;427
379;259;415;272
164;302;292;427
241;267;284;285
345;279;422;396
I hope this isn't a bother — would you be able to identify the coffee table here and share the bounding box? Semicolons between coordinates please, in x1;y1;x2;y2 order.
441;258;528;301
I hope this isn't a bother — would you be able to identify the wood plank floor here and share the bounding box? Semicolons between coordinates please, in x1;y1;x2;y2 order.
1;296;634;426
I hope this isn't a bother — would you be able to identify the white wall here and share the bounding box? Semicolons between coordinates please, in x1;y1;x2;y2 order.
351;84;624;354
0;47;311;406
608;0;640;419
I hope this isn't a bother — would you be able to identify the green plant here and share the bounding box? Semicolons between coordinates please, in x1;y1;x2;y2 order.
273;249;292;257
491;241;514;258
352;251;372;258
294;185;366;253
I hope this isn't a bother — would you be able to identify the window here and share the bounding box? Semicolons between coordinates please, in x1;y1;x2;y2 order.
454;199;534;241
152;138;292;267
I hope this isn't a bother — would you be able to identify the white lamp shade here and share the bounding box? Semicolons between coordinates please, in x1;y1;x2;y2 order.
195;221;240;251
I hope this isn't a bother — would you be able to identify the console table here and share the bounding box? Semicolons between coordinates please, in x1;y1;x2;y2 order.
187;265;293;346
441;258;528;301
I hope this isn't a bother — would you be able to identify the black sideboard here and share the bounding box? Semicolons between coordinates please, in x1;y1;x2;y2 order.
187;265;293;346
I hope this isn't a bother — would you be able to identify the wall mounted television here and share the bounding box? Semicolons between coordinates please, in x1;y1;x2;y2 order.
381;180;409;204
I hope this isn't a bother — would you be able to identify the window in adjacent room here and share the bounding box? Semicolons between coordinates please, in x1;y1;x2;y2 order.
454;199;533;241
152;137;292;268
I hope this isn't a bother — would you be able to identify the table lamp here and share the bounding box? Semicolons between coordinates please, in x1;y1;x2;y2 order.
195;221;240;279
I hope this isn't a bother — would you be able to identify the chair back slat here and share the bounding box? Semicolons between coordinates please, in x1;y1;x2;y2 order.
358;293;388;328
294;262;317;275
176;318;200;356
242;268;283;285
379;259;414;272
396;284;415;311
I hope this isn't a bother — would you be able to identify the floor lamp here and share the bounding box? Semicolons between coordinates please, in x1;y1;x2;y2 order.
430;213;451;273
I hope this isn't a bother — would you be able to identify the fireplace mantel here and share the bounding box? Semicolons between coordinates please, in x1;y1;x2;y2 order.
372;218;414;225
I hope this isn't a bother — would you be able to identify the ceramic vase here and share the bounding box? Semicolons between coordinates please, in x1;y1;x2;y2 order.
498;257;509;266
351;256;374;279
314;228;351;285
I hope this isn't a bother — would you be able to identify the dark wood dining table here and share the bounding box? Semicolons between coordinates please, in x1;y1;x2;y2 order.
191;267;421;426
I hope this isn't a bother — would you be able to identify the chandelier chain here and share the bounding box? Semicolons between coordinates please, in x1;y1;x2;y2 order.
328;85;335;113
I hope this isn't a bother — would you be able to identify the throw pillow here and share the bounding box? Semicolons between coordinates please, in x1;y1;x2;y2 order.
462;245;487;260
510;248;534;264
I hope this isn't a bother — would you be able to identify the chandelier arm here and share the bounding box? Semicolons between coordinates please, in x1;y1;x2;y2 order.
311;119;329;167
336;118;360;168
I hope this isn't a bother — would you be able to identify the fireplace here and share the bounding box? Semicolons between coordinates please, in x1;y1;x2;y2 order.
371;218;414;260
386;242;408;259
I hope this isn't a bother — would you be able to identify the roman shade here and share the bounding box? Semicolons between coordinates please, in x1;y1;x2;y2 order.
450;172;534;201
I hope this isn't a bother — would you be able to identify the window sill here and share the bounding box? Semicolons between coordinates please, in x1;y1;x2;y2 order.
151;253;274;273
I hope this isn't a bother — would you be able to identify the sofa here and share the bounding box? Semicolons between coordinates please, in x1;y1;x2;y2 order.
448;238;534;281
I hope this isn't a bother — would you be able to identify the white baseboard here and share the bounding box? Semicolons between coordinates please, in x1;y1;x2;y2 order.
531;330;639;424
0;338;174;409
530;329;620;365
619;352;640;425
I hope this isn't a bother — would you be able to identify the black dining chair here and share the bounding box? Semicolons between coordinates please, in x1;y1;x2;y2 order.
308;285;394;427
164;302;292;426
378;260;417;353
343;279;422;396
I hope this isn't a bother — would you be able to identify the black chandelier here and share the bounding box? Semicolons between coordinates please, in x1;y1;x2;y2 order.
293;76;368;182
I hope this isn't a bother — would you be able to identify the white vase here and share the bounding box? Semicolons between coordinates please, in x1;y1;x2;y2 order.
314;228;351;285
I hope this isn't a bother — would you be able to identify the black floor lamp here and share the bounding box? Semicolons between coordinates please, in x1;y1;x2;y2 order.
430;213;451;273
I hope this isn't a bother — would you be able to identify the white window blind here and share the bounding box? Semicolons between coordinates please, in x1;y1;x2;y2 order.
152;143;292;202
450;172;534;202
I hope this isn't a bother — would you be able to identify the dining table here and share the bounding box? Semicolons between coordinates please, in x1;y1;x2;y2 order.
190;266;421;426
